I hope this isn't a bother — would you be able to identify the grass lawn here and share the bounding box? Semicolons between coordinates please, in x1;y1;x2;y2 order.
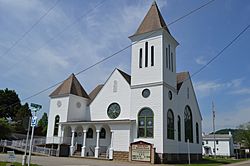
176;157;248;166
0;162;38;166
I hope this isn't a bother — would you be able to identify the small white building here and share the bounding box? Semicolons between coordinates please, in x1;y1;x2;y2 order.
202;132;234;157
46;2;202;163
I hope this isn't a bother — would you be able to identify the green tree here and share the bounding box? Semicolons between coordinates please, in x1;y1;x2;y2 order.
13;103;31;133
36;113;48;136
0;118;12;139
0;88;31;134
0;88;21;119
236;122;250;148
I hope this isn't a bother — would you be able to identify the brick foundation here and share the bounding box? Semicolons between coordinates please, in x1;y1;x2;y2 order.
113;151;129;161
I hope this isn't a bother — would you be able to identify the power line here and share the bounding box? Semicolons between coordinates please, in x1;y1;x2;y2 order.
4;0;107;73
2;0;218;110
0;0;61;59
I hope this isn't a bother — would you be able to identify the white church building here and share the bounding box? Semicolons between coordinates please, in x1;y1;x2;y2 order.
46;2;202;163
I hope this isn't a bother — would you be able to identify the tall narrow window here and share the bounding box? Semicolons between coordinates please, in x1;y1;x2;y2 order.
138;108;154;138
168;44;171;69
184;106;193;143
151;46;154;66
145;42;148;67
171;52;173;72
178;116;181;141
196;123;199;144
100;128;106;139
187;87;190;99
139;48;142;68
167;109;174;140
166;48;168;68
53;115;60;136
113;80;118;92
86;128;93;138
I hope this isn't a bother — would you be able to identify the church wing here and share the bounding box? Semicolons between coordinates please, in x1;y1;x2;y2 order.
89;68;131;120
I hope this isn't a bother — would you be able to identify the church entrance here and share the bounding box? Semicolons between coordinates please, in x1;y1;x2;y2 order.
61;123;113;159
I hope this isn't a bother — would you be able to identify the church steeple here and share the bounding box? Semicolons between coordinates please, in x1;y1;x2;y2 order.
132;1;171;37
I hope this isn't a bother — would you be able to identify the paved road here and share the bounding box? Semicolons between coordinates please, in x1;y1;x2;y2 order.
1;154;249;166
226;159;250;166
0;154;164;166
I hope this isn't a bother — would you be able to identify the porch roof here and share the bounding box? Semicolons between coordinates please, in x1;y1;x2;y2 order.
59;119;135;125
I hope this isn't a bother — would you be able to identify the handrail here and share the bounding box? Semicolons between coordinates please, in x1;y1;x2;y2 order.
106;145;110;159
0;139;57;156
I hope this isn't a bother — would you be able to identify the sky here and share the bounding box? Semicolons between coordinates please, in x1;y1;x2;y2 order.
0;0;250;133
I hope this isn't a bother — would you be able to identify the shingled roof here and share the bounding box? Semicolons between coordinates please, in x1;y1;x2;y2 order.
88;84;103;102
50;74;89;98
132;1;170;37
176;72;189;91
117;69;131;84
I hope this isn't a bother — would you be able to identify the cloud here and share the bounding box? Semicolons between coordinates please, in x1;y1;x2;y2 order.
230;88;250;95
195;56;207;65
194;78;244;97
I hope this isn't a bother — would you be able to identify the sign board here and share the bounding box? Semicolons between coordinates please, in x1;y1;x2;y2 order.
7;151;16;162
31;116;38;127
30;103;42;110
131;141;152;162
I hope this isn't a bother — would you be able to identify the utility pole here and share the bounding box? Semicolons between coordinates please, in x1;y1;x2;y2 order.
212;101;216;158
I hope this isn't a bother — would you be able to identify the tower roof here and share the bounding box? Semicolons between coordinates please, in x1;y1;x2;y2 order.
132;1;170;36
49;74;89;98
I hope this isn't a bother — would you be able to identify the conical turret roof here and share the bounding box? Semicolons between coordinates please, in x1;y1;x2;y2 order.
132;1;170;36
49;74;89;98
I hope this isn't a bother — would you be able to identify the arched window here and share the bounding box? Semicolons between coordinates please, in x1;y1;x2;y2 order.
139;48;142;68
178;115;181;141
145;42;148;67
138;108;153;138
184;106;193;143
196;123;199;144
167;109;174;140
100;128;106;139
53;115;60;136
151;46;154;66
168;44;170;69
113;80;118;92
86;128;93;138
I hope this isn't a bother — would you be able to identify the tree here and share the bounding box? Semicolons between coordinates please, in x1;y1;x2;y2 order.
13;103;31;133
236;122;250;148
0;88;21;120
0;118;12;139
36;113;48;136
0;88;31;134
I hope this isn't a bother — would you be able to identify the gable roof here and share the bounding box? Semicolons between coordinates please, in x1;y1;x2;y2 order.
176;72;189;91
89;84;103;102
49;74;89;98
132;1;171;37
117;69;131;84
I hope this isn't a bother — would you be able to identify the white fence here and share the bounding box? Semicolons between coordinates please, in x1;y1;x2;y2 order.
0;139;58;156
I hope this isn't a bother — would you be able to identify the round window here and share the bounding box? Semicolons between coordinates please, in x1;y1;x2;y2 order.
107;103;121;119
142;89;150;98
57;100;62;107
76;102;81;108
168;91;172;100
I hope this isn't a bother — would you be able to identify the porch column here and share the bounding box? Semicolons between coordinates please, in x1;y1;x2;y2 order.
60;125;64;144
109;130;114;160
70;128;75;156
95;130;100;158
81;130;87;157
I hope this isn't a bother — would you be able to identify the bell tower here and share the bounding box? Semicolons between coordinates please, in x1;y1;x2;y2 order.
129;1;178;88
